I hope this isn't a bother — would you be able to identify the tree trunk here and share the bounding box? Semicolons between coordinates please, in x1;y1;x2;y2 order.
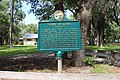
88;22;95;45
71;0;96;67
55;0;64;11
9;0;14;48
71;51;82;67
97;13;105;47
0;36;2;45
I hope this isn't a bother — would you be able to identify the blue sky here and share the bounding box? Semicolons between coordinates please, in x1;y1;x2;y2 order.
22;2;39;24
22;2;72;24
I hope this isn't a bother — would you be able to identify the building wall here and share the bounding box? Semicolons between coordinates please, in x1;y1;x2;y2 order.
23;38;37;45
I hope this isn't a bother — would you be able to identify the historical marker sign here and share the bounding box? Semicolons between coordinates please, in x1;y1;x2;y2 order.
38;20;82;52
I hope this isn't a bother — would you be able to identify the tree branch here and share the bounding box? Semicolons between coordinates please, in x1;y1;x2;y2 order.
64;3;76;16
112;0;120;26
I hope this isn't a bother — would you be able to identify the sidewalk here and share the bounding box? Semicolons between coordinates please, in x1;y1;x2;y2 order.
0;71;120;80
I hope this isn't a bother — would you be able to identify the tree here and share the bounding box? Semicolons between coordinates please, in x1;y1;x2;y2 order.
91;0;120;45
108;0;120;26
10;0;26;47
17;23;37;34
26;23;37;34
9;0;15;48
0;0;10;45
92;0;108;47
64;0;96;66
0;0;26;45
105;0;120;43
75;0;96;66
105;21;120;43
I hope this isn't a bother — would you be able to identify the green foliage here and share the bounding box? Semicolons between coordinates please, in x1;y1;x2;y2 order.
0;45;38;56
17;22;27;36
18;23;38;34
64;0;80;10
90;0;120;45
105;0;120;43
24;0;80;20
14;0;26;24
0;0;10;45
23;0;54;21
26;23;38;34
82;57;96;67
14;9;26;24
105;21;120;43
92;64;110;74
0;0;26;45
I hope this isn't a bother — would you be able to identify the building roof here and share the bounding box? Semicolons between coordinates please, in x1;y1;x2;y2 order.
23;34;38;39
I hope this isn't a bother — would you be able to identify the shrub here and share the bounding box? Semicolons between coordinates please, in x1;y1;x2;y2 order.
82;57;96;67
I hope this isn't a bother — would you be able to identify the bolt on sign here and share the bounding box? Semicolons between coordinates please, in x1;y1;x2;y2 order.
37;10;82;52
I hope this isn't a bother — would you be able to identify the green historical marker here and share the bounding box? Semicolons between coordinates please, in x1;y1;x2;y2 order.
38;10;82;52
38;10;82;73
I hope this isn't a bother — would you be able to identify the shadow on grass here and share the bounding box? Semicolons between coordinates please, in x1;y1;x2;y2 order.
0;55;57;72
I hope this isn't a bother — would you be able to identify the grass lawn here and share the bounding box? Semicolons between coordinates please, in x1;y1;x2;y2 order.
92;64;120;74
92;64;110;73
0;44;120;56
86;45;120;51
0;45;38;56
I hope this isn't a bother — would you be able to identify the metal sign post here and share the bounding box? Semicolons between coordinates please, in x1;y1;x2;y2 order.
56;51;64;73
58;59;62;73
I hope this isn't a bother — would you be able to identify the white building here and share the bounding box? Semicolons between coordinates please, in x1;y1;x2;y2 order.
23;34;38;45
